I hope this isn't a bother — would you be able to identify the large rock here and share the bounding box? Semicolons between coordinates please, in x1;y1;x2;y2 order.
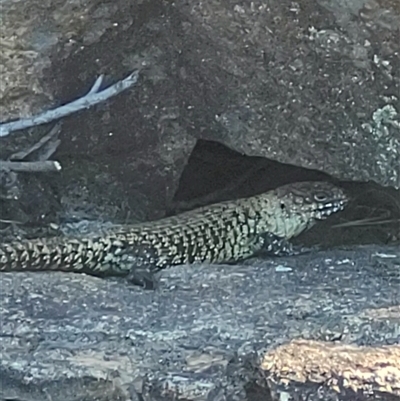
1;245;399;400
1;0;399;225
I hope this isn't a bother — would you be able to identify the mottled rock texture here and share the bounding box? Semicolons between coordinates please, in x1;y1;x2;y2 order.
1;245;399;401
1;0;399;224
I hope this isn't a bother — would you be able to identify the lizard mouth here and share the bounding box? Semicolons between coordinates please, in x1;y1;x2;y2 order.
316;198;348;219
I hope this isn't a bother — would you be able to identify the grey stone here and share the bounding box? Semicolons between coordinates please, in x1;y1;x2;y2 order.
1;245;399;400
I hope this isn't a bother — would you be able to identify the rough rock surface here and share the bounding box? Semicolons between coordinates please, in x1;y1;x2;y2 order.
262;339;400;399
1;245;399;401
1;0;399;227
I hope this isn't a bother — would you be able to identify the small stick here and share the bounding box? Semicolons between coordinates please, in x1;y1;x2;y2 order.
0;70;139;137
333;217;400;228
88;75;104;94
9;122;62;161
0;160;62;173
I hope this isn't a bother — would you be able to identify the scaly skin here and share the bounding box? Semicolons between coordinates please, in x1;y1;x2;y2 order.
0;181;348;287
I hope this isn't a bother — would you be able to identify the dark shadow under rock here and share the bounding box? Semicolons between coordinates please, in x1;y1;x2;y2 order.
171;139;400;251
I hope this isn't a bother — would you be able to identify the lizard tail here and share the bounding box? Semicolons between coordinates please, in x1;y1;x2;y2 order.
0;236;103;274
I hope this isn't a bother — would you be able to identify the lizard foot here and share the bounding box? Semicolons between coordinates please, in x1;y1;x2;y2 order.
127;266;159;290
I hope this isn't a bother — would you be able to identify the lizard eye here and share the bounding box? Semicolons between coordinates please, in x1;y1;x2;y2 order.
314;192;329;202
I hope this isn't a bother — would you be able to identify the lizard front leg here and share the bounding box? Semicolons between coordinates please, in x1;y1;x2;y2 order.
252;232;321;258
237;232;297;261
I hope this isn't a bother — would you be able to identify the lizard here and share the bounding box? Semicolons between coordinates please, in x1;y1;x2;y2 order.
0;181;348;288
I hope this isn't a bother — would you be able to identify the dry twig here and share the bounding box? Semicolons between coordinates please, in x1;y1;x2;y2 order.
0;70;139;137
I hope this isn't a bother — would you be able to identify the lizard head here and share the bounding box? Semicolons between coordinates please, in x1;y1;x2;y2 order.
275;181;348;219
271;181;348;238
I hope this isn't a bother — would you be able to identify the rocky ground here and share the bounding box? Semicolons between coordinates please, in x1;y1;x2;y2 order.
1;245;400;401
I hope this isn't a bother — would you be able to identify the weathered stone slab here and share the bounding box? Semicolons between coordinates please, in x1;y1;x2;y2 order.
1;244;399;400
